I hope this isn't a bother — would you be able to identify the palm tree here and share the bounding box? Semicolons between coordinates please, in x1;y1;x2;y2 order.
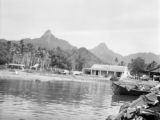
26;43;34;67
20;39;25;64
120;61;125;66
7;41;12;62
20;40;24;55
7;41;11;52
114;57;119;65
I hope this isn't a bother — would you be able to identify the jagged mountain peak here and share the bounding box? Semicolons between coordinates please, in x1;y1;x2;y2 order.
18;29;76;50
91;42;123;64
41;29;55;38
96;42;108;50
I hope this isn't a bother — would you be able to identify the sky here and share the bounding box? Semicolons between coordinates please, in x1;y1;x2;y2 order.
0;0;160;56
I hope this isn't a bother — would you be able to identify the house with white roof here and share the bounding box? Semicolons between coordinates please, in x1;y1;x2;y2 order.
83;64;128;77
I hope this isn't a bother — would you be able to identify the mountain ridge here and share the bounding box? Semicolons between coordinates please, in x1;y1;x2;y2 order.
91;42;160;65
22;29;76;50
123;52;160;64
0;30;159;65
0;30;103;68
90;42;123;64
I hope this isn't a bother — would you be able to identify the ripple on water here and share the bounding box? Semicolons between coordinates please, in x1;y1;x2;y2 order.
0;79;136;120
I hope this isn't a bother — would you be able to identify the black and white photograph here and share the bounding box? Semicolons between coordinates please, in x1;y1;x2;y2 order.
0;0;160;120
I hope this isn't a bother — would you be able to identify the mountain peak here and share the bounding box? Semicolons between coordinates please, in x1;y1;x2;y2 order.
45;29;52;34
96;42;108;50
91;42;123;64
41;29;54;38
99;42;108;47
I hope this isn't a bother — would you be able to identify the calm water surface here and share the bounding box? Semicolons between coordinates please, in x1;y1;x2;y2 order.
0;79;137;120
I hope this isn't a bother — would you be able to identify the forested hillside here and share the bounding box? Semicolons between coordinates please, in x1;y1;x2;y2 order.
0;33;103;71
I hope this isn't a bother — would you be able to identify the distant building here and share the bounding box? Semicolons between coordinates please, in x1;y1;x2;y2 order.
83;64;128;77
7;63;25;70
149;65;160;81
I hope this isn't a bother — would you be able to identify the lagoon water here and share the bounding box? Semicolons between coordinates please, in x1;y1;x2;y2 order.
0;79;137;120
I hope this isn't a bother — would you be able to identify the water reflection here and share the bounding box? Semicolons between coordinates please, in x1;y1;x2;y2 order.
0;79;116;120
0;80;111;104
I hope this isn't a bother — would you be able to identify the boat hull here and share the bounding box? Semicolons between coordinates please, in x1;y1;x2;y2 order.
111;82;150;96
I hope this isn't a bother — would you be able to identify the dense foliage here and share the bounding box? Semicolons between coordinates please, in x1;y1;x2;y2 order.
1;39;158;73
0;42;10;65
49;47;71;70
128;57;158;76
0;40;102;71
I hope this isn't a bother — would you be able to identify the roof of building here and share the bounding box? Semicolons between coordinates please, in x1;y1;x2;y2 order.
150;65;160;73
8;63;25;67
90;64;127;72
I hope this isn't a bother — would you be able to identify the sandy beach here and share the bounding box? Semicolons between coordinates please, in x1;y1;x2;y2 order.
0;70;109;82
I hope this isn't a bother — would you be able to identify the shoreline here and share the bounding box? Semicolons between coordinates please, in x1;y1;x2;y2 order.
0;70;110;82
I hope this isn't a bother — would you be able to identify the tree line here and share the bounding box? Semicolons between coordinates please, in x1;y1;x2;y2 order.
0;40;87;71
0;40;158;73
128;57;158;76
114;57;159;76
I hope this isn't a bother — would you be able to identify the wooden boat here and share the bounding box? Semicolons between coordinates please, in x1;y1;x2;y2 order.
111;94;137;103
111;81;150;96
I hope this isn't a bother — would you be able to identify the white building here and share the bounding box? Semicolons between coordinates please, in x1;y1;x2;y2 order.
83;64;128;77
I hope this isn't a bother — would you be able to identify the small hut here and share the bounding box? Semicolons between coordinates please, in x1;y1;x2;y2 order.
7;63;25;70
149;65;160;81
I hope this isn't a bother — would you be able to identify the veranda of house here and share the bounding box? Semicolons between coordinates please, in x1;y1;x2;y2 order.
83;64;128;77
